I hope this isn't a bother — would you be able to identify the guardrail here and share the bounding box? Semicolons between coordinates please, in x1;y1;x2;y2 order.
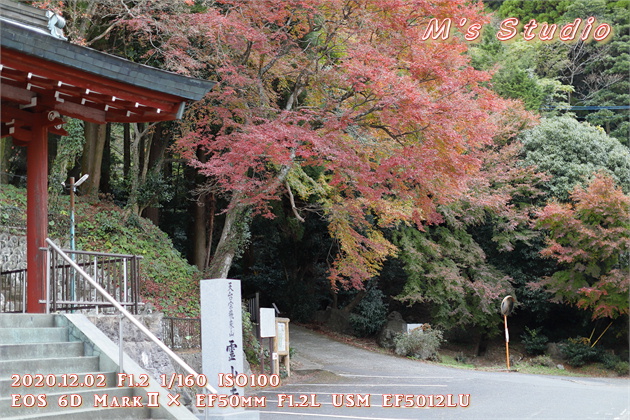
1;246;142;313
46;247;141;313
162;317;202;350
0;268;26;312
44;238;217;399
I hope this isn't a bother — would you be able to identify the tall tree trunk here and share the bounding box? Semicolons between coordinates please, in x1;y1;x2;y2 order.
204;193;216;271
0;137;9;184
206;197;250;279
101;123;111;194
123;123;131;179
204;157;295;277
125;123;155;218
193;195;207;271
142;123;170;223
191;147;209;271
139;123;148;182
80;122;107;198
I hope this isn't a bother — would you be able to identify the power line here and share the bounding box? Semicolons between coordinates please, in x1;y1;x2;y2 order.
0;171;27;180
540;105;630;111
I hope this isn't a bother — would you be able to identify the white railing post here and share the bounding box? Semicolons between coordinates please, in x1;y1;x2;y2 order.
119;313;124;373
21;271;26;313
123;259;128;303
45;246;51;314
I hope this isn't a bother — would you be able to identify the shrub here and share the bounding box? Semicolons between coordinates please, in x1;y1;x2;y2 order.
600;353;630;376
242;304;261;367
614;361;629;376
455;352;468;364
349;283;388;337
530;355;555;368
521;326;549;355
600;352;620;370
394;326;444;361
560;337;603;367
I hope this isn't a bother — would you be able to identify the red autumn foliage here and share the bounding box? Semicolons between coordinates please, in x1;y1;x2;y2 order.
60;0;534;287
164;0;528;287
535;173;630;320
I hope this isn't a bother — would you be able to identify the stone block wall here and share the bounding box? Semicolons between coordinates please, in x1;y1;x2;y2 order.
86;313;176;381
0;233;26;271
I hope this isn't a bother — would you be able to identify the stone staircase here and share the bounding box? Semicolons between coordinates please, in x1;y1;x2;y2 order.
0;313;195;419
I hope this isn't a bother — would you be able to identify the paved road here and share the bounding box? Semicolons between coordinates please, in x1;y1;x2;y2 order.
251;325;629;420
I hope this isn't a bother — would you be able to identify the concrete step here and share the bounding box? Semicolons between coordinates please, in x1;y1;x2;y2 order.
0;356;100;378
0;371;118;395
0;341;84;359
1;387;153;418
0;314;185;419
0;326;69;344
0;313;56;328
4;407;165;420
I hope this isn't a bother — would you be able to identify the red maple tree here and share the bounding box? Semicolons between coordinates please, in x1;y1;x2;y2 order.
161;0;527;286
65;0;530;287
535;173;630;320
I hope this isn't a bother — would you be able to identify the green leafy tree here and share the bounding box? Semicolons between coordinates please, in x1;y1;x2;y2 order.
394;136;545;333
470;30;572;111
395;224;511;332
576;1;630;144
521;116;630;201
496;0;572;23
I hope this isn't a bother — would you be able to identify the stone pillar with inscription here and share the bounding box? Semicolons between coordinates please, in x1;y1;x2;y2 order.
200;279;260;420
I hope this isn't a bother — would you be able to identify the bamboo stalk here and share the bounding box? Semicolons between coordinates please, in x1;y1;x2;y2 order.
591;321;614;348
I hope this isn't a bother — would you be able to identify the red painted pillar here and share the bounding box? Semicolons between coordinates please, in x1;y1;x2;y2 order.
26;120;48;313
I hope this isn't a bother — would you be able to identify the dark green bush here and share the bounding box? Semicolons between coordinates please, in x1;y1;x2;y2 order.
600;352;620;370
600;353;630;376
614;361;629;376
521;326;549;355
349;283;388;337
560;337;603;367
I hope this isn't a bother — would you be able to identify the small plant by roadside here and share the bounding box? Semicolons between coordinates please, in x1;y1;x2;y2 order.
529;354;555;368
394;325;444;361
455;352;468;364
242;304;261;367
600;352;630;376
521;326;549;355
613;361;629;376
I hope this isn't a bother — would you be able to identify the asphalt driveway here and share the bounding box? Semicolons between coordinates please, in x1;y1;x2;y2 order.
251;325;629;420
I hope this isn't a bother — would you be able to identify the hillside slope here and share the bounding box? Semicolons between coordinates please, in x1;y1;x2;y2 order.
0;185;201;316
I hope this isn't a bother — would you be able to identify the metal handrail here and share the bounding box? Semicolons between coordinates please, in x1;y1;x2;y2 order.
58;248;143;259
45;247;141;313
44;238;217;395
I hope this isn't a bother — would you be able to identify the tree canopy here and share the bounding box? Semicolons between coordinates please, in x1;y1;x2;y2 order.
144;0;529;287
520;116;630;201
2;0;627;343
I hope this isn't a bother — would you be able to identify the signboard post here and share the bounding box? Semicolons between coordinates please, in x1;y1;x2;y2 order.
259;308;276;374
200;279;259;420
500;295;516;371
274;318;290;376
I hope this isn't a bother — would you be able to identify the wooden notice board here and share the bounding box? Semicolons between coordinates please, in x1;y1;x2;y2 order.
274;317;290;376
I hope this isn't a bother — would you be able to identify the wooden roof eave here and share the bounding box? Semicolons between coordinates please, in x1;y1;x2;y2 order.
0;18;216;125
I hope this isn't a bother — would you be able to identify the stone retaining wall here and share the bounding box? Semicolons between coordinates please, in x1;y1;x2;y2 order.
0;233;26;271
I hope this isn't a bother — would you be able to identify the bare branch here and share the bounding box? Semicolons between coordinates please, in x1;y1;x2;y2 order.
285;181;306;222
